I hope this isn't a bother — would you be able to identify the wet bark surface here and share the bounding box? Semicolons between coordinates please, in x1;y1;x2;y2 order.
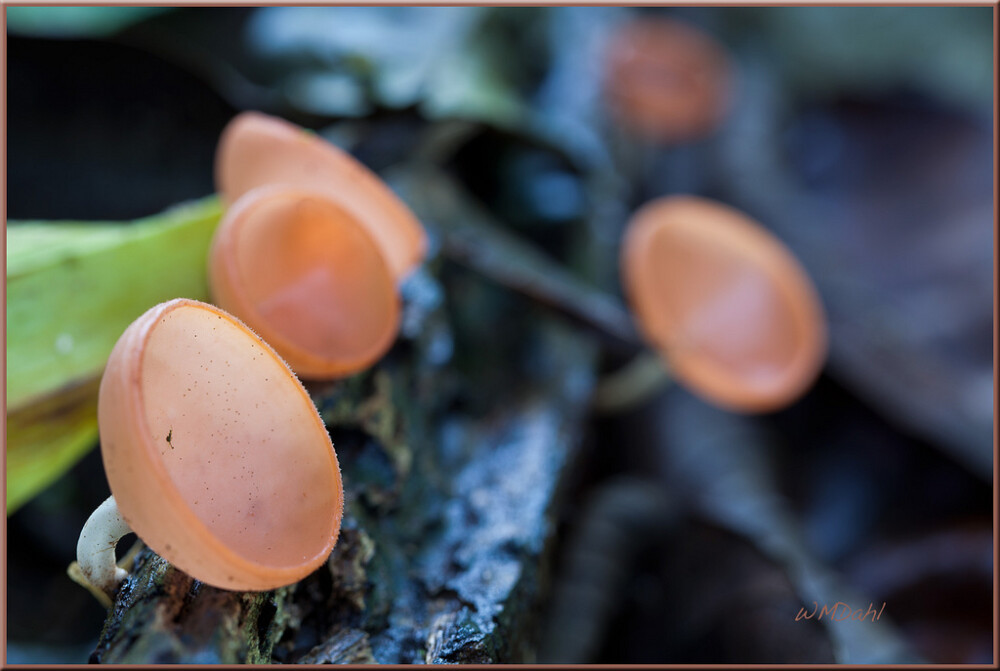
91;271;598;663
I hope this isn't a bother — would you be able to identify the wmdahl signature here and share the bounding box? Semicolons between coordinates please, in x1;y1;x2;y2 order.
796;601;886;622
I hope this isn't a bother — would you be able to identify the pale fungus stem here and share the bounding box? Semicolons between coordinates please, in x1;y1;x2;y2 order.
591;349;672;414
68;495;132;608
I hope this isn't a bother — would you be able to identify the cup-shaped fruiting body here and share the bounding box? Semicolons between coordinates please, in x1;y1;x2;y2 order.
621;196;827;413
209;186;401;379
215;111;427;281
97;298;344;591
605;17;733;143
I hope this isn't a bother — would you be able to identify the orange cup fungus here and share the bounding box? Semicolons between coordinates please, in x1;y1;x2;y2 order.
77;298;344;595
209;186;400;379
215;111;427;282
604;17;733;143
621;196;827;413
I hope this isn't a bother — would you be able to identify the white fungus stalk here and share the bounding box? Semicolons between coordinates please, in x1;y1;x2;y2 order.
70;495;132;606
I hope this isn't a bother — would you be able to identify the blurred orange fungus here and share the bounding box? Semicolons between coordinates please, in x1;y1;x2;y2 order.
605;17;734;143
621;196;827;412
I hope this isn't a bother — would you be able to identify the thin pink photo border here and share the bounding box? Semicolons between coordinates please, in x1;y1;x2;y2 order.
1;2;995;668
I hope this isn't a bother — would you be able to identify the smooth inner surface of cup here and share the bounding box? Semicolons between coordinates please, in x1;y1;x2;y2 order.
646;222;800;393
220;190;398;376
624;197;825;411
138;302;341;568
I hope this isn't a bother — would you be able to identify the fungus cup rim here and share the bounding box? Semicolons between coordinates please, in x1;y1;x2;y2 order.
99;297;343;590
215;110;428;281
604;16;734;144
209;184;402;380
621;195;827;413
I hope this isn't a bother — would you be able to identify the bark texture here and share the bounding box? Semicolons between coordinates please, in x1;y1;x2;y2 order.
91;265;599;663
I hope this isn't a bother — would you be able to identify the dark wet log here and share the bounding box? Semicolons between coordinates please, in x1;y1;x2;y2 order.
91;256;599;663
92;552;292;664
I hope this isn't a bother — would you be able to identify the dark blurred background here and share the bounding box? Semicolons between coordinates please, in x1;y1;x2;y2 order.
5;6;994;664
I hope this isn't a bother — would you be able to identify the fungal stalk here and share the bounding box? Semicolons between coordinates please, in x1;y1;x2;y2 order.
68;495;132;607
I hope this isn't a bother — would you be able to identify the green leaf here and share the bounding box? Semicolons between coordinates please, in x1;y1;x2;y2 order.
6;7;172;38
6;196;223;514
6;380;100;515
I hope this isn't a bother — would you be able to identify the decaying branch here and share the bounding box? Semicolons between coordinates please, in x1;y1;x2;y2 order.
91;261;599;663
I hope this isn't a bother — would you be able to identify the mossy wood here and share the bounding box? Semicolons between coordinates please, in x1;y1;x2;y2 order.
91;275;598;663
